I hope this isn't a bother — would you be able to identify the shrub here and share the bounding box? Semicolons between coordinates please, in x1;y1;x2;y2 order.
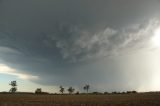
104;92;109;94
35;88;42;94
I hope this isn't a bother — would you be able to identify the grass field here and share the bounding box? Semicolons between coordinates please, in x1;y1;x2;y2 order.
0;93;160;106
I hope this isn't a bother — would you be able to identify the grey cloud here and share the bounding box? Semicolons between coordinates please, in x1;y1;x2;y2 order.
0;17;160;91
1;0;160;32
48;18;160;63
0;0;160;91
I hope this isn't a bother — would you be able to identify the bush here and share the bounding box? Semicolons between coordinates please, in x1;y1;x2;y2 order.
104;92;109;94
126;91;137;94
75;91;80;95
112;92;118;94
132;91;137;93
92;92;102;95
35;88;43;94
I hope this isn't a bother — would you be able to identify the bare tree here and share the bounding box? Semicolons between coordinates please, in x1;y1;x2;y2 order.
9;81;17;93
59;86;65;94
68;87;75;94
83;84;90;93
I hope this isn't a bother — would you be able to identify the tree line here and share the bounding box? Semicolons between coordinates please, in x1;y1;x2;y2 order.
9;81;90;94
9;81;137;94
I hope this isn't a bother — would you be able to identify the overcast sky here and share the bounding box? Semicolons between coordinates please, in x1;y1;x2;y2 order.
0;0;160;93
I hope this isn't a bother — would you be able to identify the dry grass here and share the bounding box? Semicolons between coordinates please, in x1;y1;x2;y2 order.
0;93;160;106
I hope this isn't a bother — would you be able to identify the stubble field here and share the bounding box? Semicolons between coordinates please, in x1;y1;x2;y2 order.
0;93;160;106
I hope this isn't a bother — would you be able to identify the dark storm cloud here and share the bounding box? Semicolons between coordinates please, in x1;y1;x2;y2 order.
0;0;160;91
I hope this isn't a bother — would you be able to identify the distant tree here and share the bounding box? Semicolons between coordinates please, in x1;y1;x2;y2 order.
83;84;90;93
59;86;65;94
35;88;42;94
112;91;118;94
9;81;17;93
76;91;80;95
68;87;75;94
132;91;137;94
122;92;126;94
126;91;137;94
92;92;102;95
104;92;109;94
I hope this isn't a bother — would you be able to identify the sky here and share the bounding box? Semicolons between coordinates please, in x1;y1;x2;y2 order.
0;0;160;93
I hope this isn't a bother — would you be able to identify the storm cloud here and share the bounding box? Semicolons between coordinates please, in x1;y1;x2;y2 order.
0;0;160;92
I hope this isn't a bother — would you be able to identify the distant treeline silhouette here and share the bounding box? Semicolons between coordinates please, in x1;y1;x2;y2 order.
8;81;137;95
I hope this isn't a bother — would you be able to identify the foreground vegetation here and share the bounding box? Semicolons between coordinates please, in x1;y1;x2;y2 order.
0;92;160;106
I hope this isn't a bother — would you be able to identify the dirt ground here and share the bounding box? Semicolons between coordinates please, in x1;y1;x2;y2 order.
0;93;160;106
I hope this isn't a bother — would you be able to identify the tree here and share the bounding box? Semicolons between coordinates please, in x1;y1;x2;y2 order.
83;84;90;93
35;88;42;94
9;81;17;93
59;86;65;94
68;87;75;94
